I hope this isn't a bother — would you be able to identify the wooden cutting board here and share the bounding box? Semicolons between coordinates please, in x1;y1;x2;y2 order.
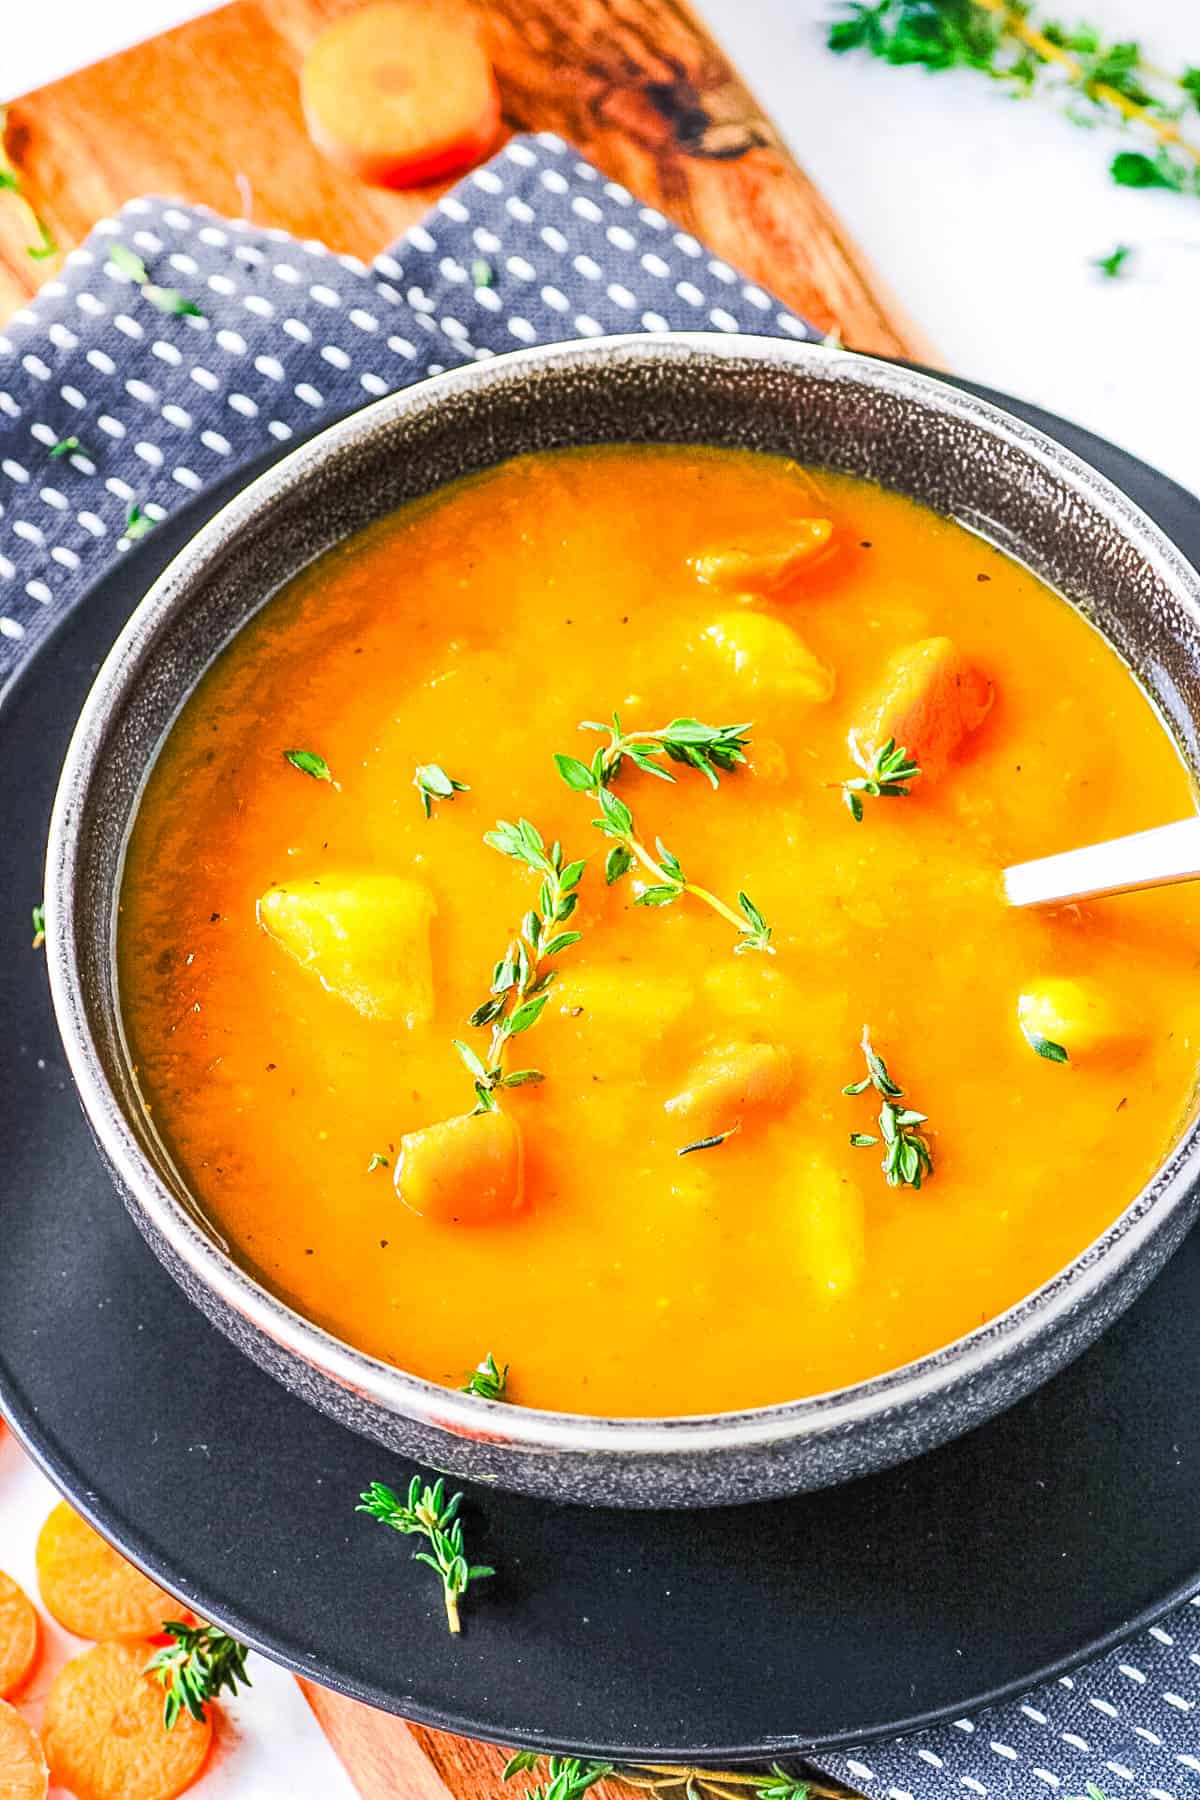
1;3;913;1793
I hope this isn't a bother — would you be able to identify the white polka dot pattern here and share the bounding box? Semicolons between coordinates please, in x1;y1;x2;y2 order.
817;1601;1200;1798
0;139;1195;1800
0;134;813;668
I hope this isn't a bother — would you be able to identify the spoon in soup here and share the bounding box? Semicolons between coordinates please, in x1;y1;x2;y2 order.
1004;815;1200;907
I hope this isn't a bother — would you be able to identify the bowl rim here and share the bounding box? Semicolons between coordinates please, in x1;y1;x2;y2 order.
44;330;1200;1459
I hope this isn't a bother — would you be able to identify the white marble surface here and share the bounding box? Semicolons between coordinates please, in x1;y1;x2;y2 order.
2;2;1199;1794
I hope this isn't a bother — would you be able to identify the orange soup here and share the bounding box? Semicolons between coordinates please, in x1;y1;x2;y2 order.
118;446;1200;1417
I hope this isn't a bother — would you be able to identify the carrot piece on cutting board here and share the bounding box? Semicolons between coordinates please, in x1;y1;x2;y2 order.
36;1503;177;1642
0;1572;40;1699
0;1698;48;1800
43;1642;211;1800
855;635;993;782
300;1;501;189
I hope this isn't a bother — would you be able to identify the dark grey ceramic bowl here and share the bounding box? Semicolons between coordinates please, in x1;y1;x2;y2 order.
45;334;1200;1509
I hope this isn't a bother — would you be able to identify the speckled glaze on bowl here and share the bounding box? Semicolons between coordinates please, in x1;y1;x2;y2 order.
45;335;1200;1508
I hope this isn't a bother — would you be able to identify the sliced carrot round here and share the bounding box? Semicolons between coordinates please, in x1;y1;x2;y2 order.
301;1;501;189
36;1503;176;1642
44;1642;211;1800
0;1572;40;1699
0;1698;48;1800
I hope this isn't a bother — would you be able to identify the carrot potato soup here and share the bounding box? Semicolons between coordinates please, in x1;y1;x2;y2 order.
118;446;1200;1418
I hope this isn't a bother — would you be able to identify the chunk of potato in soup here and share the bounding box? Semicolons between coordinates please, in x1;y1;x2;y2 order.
118;446;1200;1418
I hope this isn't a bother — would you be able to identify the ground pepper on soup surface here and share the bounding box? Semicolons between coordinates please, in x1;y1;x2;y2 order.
118;446;1200;1417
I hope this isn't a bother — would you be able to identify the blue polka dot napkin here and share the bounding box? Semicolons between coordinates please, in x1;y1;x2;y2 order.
0;130;1197;1800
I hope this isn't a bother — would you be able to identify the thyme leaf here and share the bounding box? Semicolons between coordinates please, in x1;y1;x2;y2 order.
414;762;469;818
283;748;333;783
30;902;45;949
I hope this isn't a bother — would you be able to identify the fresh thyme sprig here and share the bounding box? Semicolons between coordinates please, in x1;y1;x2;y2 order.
502;1754;835;1800
367;1151;390;1172
107;241;204;317
573;712;752;791
839;735;919;822
461;1352;509;1400
844;1026;934;1189
147;1623;252;1729
555;719;772;955
828;2;1200;198
457;819;586;1109
358;1476;493;1635
30;902;45;949
414;762;469;818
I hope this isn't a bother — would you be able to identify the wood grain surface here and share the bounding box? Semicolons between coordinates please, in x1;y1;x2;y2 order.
1;3;905;1792
0;0;923;357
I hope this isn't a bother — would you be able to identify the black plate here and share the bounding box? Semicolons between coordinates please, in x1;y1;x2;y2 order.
3;380;1200;1762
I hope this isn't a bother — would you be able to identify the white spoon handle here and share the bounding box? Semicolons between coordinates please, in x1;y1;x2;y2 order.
1004;815;1200;908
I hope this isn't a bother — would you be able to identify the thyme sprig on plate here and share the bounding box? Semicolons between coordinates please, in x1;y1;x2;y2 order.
461;1351;509;1400
107;240;205;317
828;1;1200;198
147;1623;252;1729
555;719;772;955
502;1753;838;1800
414;762;469;818
456;819;586;1109
358;1476;493;1635
839;735;919;822
844;1026;934;1189
576;712;752;791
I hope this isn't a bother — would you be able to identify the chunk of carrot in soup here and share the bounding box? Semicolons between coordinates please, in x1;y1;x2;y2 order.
396;1108;524;1225
664;1041;794;1138
693;518;833;593
856;635;992;782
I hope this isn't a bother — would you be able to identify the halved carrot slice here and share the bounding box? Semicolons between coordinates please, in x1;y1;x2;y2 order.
36;1503;176;1642
0;1698;47;1800
44;1642;211;1800
855;635;992;782
300;2;501;190
0;1572;39;1699
692;518;834;594
396;1107;524;1225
